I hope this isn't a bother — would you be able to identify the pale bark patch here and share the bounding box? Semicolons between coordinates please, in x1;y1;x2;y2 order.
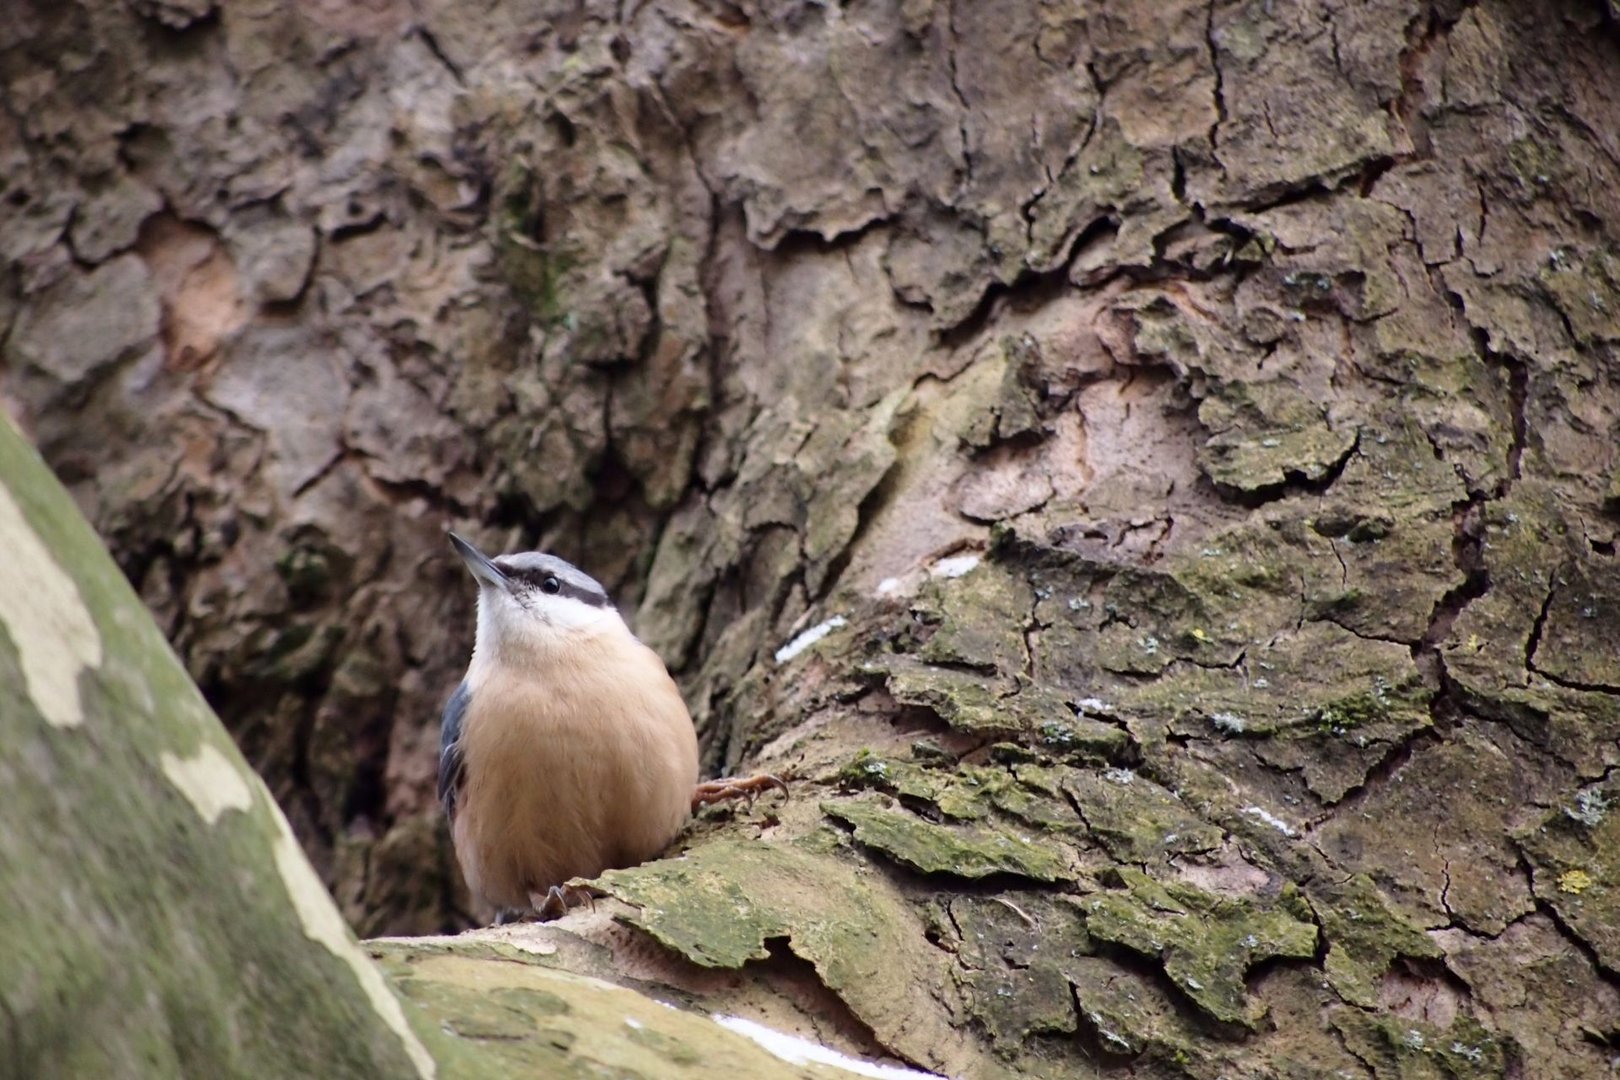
159;744;253;826
270;810;439;1079
0;482;102;729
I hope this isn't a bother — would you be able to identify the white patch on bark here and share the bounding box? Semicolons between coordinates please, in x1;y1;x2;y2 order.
269;807;437;1078
713;1015;944;1079
1242;805;1298;837
774;616;848;664
0;483;102;728
160;745;253;825
929;553;981;579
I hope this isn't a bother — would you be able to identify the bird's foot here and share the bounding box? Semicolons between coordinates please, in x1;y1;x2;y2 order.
528;884;597;921
691;773;790;813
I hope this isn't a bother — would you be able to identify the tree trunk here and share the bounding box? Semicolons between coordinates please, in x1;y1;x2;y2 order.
5;0;1620;1076
0;417;437;1078
0;414;892;1078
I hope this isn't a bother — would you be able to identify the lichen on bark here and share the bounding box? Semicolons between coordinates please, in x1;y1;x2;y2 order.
0;417;438;1078
7;0;1620;1076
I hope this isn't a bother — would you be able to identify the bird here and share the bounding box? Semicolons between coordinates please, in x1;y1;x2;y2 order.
439;531;785;921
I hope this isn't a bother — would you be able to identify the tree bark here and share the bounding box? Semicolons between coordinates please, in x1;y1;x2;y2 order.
0;417;437;1078
0;415;894;1078
5;0;1620;1076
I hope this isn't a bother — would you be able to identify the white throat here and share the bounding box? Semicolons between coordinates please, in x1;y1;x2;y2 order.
466;586;624;685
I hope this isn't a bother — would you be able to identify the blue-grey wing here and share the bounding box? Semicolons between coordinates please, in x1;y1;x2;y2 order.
438;680;471;821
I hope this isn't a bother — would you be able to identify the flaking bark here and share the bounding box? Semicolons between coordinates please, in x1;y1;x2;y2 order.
6;0;1620;1076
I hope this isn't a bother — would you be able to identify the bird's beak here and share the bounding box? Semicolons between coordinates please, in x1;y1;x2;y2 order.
448;532;509;590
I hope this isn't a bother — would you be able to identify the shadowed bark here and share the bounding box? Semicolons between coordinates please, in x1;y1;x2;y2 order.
5;0;1620;1076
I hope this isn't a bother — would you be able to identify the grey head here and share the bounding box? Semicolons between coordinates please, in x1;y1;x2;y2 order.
449;532;616;630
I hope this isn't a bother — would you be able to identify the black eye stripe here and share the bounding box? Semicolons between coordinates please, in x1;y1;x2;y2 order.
562;581;610;607
490;557;611;608
515;569;608;607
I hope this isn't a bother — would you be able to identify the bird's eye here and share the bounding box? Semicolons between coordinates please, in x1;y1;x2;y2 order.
540;575;562;595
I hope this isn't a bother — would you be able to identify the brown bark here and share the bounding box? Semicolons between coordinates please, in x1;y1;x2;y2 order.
5;0;1620;1075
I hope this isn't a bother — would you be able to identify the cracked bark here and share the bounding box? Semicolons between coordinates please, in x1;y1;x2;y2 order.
6;0;1620;1076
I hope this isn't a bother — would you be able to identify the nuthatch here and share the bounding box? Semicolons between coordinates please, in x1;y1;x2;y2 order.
440;532;784;920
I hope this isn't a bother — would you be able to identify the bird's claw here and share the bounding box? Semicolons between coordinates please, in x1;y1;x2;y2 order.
526;884;597;921
691;773;790;813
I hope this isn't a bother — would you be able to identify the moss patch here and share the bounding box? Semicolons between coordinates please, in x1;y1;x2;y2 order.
1147;621;1434;803
592;839;966;1074
1061;768;1224;862
1306;874;1443;1008
882;659;1130;760
946;892;1091;1050
1197;380;1358;494
1516;776;1620;972
822;797;1075;882
1330;1010;1505;1079
1082;868;1318;1027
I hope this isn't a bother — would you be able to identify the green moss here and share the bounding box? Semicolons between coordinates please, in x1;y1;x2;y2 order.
956;336;1044;449
882;662;1011;732
1062;768;1223;862
948;892;1092;1049
882;660;1130;761
275;545;334;603
926;768;1015;822
1331;1009;1505;1078
908;738;956;765
836;748;896;788
1515;776;1620;970
836;751;995;820
1312;675;1423;733
1089;564;1254;677
1133;621;1434;802
1083;868;1318;1027
492;159;576;328
1506;135;1562;198
822;797;1074;882
1307;874;1443;1008
595;845;770;963
623;1024;704;1067
996;764;1086;832
395;977;549;1041
1443;484;1620;774
0;414;437;1078
796;390;905;594
908;561;1033;672
1067;957;1205;1068
593;839;962;1071
1538;245;1620;346
1197;380;1358;494
247;621;343;685
1532;559;1620;691
833;749;1088;834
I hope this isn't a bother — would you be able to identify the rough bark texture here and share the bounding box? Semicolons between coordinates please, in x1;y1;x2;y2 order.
0;417;903;1078
6;0;1620;1076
